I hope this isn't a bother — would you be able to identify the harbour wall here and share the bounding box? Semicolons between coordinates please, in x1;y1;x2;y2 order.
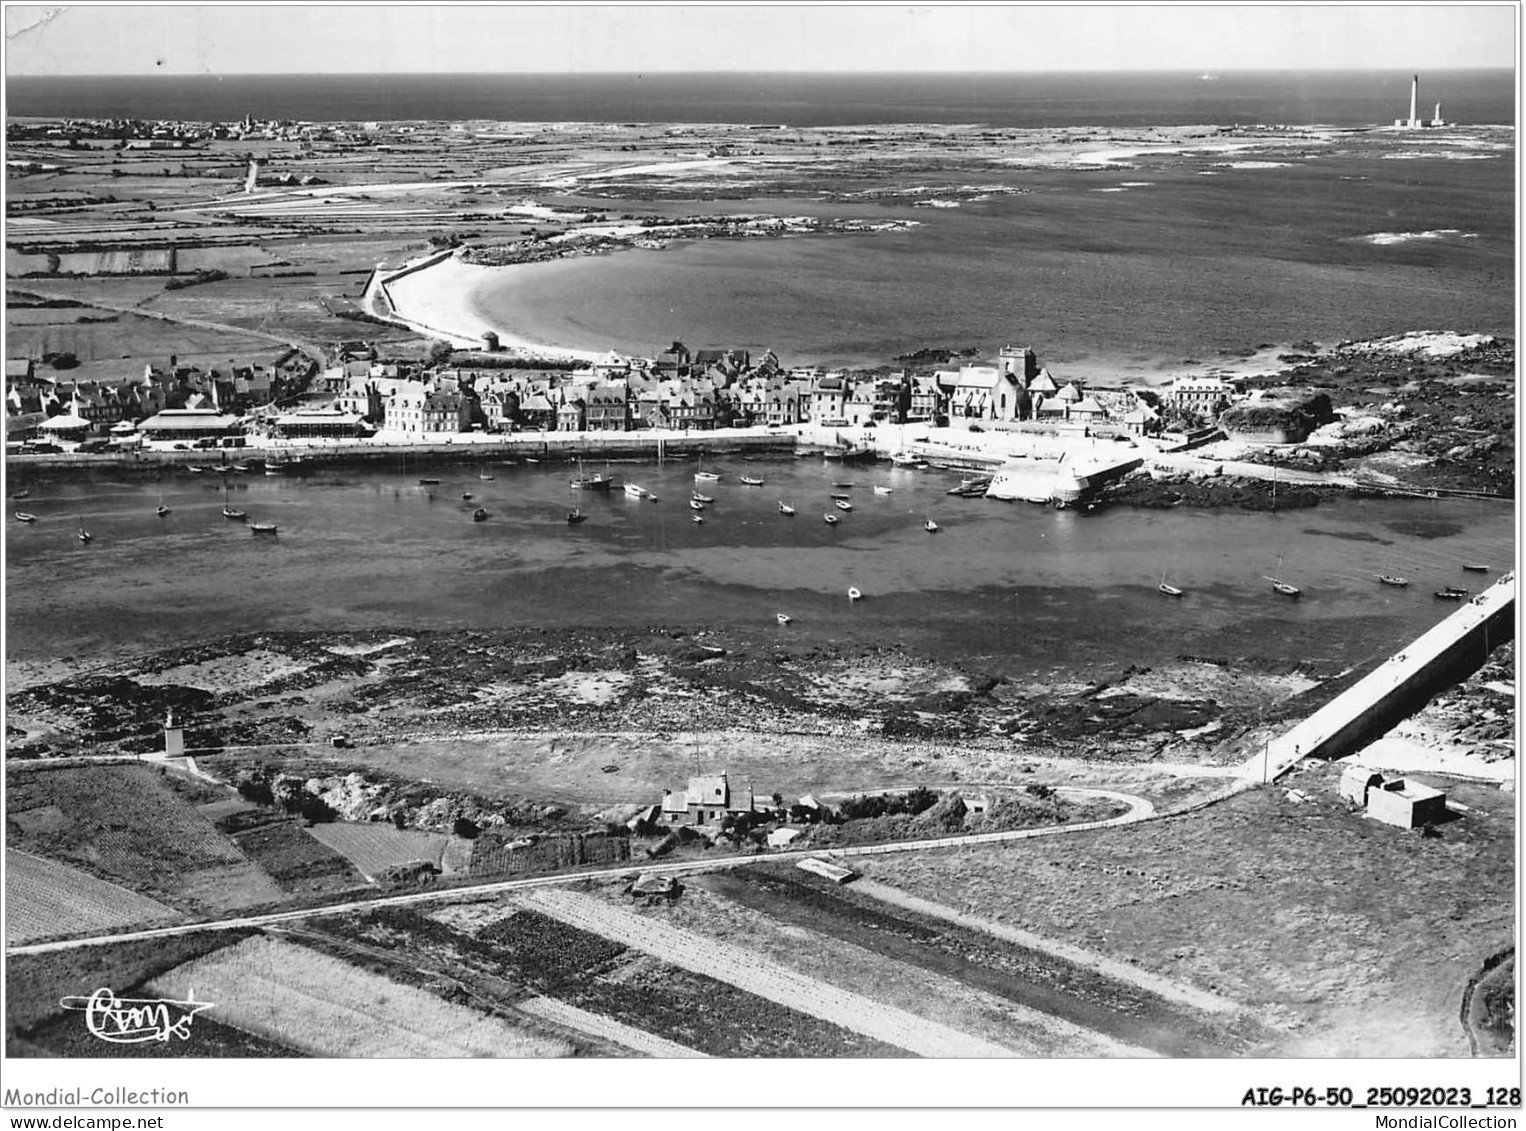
1249;574;1516;781
6;433;797;474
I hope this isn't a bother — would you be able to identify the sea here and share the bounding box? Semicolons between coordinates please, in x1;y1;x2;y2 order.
4;461;1514;684
5;70;1516;128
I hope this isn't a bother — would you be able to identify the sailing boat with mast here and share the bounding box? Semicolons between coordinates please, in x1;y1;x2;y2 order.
222;481;247;521
156;491;171;518
569;456;612;492
76;516;92;544
1158;568;1183;597
1265;555;1299;597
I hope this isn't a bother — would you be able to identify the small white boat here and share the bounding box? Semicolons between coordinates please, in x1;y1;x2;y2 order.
625;483;657;500
776;613;792;626
691;491;715;503
1378;575;1409;588
77;518;92;544
157;505;171;518
14;511;38;523
1266;576;1300;597
473;508;489;522
222;506;248;521
462;491;474;501
689;498;706;511
694;470;721;482
1159;569;1182;597
691;514;705;524
250;522;278;536
834;499;853;512
823;513;840;525
924;518;939;533
739;475;764;486
873;485;893;495
847;587;863;602
778;502;796;516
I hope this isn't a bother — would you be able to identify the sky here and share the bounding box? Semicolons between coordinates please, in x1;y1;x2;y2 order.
3;4;1518;76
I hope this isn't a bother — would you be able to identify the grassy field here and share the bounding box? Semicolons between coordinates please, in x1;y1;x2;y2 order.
6;764;285;913
6;929;252;1048
224;817;369;896
854;767;1515;1056
305;821;448;880
5;848;181;946
146;934;575;1057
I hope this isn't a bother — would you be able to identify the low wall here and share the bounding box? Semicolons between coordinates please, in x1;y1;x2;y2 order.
1254;574;1516;779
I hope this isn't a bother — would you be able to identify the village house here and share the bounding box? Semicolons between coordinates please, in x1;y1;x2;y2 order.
909;372;944;420
669;385;717;430
584;385;631;431
655;341;692;377
1165;375;1236;421
518;390;558;431
659;772;756;826
557;397;586;432
811;373;850;424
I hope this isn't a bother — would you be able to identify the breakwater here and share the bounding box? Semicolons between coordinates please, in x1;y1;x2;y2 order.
1247;573;1516;781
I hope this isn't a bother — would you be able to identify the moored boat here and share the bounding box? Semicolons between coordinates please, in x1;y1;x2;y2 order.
1434;587;1468;601
472;508;489;522
624;483;655;499
157;504;171;517
1159;568;1182;597
778;501;796;515
418;477;441;486
689;498;706;511
776;613;792;625
847;587;863;602
739;475;764;486
250;522;278;535
873;485;893;495
691;513;705;524
1378;575;1410;587
834;499;853;512
570;468;613;491
1462;564;1490;573
694;470;721;482
823;513;839;525
924;518;940;533
14;511;38;523
1266;576;1300;597
77;518;92;544
567;509;587;524
691;491;715;503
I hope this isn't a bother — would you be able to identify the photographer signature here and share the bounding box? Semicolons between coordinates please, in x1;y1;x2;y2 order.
60;987;214;1043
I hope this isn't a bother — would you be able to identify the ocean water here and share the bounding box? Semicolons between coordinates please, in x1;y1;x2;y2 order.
6;70;1515;127
473;146;1516;371
4;461;1514;679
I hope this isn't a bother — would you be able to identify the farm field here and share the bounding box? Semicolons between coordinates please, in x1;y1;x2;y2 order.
223;816;368;896
5;848;181;946
514;886;1018;1056
6;930;252;1052
330;903;901;1057
145;934;576;1058
305;821;448;880
852;767;1516;1057
6;764;285;913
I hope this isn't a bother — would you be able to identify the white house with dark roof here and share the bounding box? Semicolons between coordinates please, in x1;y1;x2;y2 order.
659;772;755;826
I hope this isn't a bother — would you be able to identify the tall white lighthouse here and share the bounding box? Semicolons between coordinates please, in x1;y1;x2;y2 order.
1394;74;1426;129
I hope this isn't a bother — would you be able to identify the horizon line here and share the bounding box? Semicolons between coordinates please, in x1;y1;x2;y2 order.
9;65;1517;80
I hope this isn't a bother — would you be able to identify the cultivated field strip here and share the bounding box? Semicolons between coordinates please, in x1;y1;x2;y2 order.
514;996;708;1058
147;935;574;1058
306;822;448;880
5;849;181;946
850;878;1240;1016
517;888;1018;1058
674;880;1151;1057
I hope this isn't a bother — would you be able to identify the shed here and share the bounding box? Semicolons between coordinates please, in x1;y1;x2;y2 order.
1341;766;1449;829
767;827;804;849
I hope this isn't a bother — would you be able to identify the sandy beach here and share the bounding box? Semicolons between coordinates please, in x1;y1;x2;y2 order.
377;253;605;362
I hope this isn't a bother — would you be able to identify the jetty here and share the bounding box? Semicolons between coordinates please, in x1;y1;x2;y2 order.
1241;573;1516;783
